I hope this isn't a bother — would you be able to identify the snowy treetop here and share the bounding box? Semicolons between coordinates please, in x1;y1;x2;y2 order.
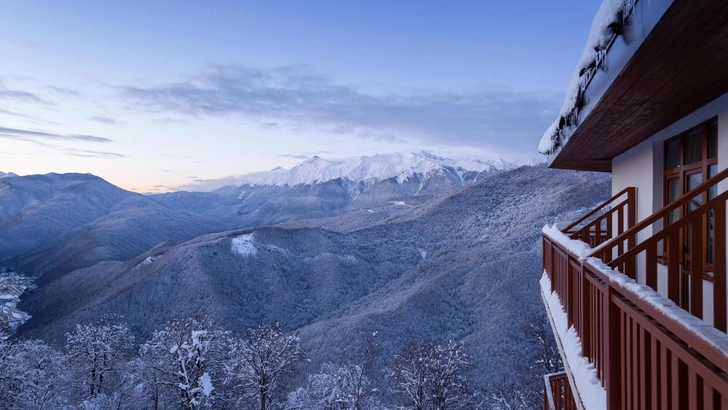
539;0;637;155
235;151;516;187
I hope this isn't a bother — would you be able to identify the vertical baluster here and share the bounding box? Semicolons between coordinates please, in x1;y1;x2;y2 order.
582;270;590;356
618;206;625;257
632;318;639;409
662;347;670;409
647;246;657;290
687;370;697;410
668;235;680;304
651;336;659;410
625;315;632;410
703;381;713;410
605;285;622;409
714;200;726;331
671;354;680;410
604;215;613;263
641;328;650;410
691;219;704;319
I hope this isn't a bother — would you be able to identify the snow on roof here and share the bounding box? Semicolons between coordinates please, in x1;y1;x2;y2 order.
539;0;636;155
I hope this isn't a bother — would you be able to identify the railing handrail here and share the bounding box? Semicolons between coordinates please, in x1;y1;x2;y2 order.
562;187;635;233
580;257;728;373
590;165;728;258
611;189;728;266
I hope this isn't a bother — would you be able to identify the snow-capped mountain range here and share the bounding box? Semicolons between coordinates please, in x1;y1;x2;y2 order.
0;171;17;179
236;152;517;187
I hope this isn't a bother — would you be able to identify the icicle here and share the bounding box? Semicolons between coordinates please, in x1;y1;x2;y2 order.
623;0;635;20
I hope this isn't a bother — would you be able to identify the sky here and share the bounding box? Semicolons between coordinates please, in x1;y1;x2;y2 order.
0;0;602;192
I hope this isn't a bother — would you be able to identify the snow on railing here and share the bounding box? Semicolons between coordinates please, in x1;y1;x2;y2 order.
543;223;728;409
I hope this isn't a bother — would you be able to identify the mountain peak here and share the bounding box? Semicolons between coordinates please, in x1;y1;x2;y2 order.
237;152;516;188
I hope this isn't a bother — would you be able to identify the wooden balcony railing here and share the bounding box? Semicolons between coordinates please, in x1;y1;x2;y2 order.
544;372;577;410
543;175;728;409
562;187;636;253
592;166;728;331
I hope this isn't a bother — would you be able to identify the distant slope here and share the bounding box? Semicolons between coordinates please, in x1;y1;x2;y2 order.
0;173;224;284
16;165;611;396
0;173;135;261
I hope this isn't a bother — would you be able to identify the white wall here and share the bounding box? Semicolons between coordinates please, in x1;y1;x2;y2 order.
611;91;728;326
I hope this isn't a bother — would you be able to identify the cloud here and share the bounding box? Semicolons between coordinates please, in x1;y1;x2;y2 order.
88;115;122;124
121;64;561;153
0;78;45;102
177;175;242;192
65;149;126;159
45;86;81;96
278;154;310;160
0;126;113;143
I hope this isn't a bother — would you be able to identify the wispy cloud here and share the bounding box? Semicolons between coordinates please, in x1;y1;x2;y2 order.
0;77;45;103
0;126;113;143
45;86;81;96
65;149;126;159
177;175;242;191
88;115;122;124
278;154;310;160
121;64;561;153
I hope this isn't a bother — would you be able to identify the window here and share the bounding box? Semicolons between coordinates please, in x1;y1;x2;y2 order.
663;119;718;281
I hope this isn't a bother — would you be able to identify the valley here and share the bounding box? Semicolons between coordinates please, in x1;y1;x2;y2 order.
0;159;611;408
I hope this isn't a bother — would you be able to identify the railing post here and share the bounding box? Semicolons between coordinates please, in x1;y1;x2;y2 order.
715;200;727;332
582;263;591;360
604;282;622;409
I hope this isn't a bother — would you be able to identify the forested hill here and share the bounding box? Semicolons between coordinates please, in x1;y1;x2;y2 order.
11;164;611;407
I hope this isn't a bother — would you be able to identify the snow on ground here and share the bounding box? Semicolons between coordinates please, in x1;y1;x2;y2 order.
541;273;606;410
303;253;356;264
231;234;257;257
419;249;428;260
392;201;407;207
0;271;34;340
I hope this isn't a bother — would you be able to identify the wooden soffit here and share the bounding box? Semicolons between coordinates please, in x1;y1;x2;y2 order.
551;0;728;173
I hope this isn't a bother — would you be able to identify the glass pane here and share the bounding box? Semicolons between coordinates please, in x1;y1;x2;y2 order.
665;138;680;169
709;164;718;200
708;121;718;159
684;128;703;165
687;172;703;212
667;177;680;225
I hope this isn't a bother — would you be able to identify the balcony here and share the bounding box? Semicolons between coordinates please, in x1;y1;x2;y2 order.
544;371;578;410
541;169;728;409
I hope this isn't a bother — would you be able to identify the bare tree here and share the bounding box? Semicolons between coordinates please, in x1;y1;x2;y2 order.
390;342;429;410
390;341;471;410
427;341;470;410
138;317;229;409
0;339;69;409
288;362;380;410
65;316;133;400
227;322;304;410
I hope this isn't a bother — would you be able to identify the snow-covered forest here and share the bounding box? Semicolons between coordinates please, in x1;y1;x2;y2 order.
0;315;560;409
0;165;611;409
